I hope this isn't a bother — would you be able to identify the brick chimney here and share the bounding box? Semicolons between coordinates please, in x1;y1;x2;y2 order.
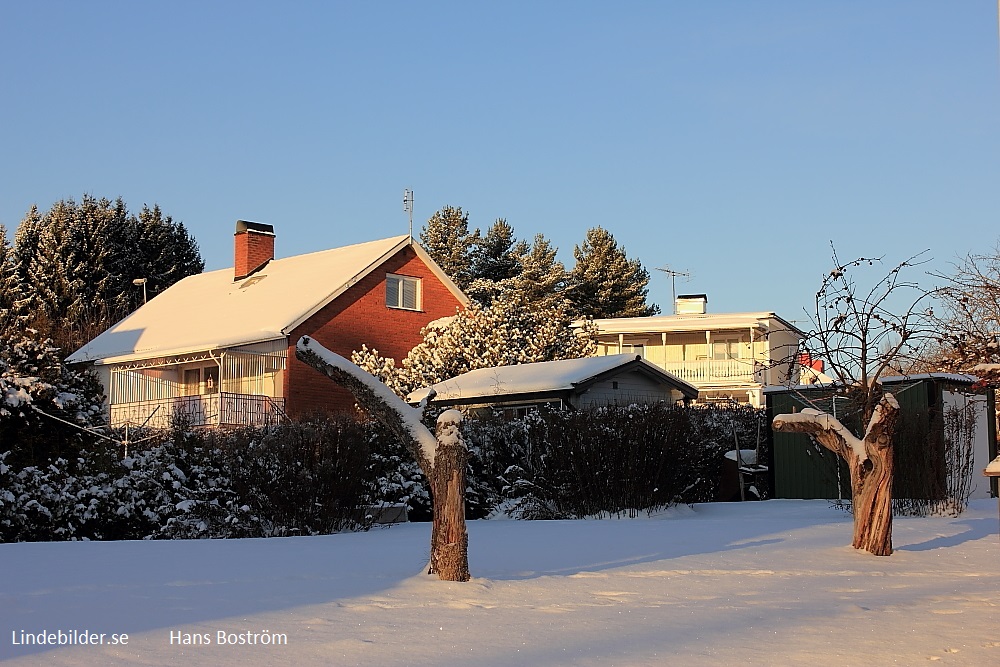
234;220;275;281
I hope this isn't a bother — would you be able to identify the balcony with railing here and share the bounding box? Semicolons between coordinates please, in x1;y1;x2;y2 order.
110;392;286;428
660;358;760;386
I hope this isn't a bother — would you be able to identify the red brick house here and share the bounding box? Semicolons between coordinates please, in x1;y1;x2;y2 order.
67;221;468;427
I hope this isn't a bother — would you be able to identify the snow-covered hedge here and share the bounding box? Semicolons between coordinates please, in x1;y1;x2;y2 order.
464;403;768;519
1;404;768;542
0;416;383;542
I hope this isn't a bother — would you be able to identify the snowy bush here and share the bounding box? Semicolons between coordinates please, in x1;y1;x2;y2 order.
219;416;376;536
364;421;431;521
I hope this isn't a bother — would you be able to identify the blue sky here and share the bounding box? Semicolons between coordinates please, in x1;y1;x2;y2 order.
2;1;998;324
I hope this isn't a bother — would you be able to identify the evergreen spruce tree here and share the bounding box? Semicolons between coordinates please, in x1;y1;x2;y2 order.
0;225;21;334
11;196;203;354
419;206;479;291
131;204;204;309
18;199;76;324
62;196;127;324
567;227;659;319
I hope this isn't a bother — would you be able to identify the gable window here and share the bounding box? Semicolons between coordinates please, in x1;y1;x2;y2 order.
386;274;421;311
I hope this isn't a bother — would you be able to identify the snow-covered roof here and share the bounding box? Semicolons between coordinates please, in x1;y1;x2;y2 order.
583;312;804;336
68;236;467;365
407;354;698;405
763;372;982;394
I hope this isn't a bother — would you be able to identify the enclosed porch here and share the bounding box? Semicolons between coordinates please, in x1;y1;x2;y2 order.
106;341;287;428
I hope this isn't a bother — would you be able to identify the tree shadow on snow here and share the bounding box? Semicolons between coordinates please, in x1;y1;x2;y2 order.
895;517;997;552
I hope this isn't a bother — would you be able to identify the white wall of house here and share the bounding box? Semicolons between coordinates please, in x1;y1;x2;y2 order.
590;315;803;407
575;372;683;409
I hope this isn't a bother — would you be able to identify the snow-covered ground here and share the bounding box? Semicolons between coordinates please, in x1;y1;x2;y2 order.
2;499;999;666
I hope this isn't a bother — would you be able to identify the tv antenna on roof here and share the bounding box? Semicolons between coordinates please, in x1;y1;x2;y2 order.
403;189;414;239
655;265;691;314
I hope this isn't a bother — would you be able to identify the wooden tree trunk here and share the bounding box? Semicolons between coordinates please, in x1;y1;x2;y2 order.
429;411;470;581
848;425;894;555
772;394;899;556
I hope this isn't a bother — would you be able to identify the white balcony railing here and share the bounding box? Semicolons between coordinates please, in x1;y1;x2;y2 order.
660;359;759;385
110;392;286;428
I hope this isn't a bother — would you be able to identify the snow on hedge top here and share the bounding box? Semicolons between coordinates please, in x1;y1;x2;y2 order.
68;236;415;365
407;354;692;404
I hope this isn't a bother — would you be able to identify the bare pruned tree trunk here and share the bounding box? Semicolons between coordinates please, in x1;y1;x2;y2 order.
296;336;471;581
773;393;900;556
429;411;470;581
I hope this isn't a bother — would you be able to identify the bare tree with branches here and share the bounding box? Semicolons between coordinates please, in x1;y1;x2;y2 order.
931;244;1000;384
773;246;936;556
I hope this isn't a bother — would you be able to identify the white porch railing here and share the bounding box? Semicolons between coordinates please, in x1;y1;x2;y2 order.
110;392;286;428
660;359;759;385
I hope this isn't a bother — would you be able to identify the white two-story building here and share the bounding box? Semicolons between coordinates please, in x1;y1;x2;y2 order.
586;295;805;407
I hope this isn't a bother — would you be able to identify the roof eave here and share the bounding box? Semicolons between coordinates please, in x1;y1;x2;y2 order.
74;335;288;366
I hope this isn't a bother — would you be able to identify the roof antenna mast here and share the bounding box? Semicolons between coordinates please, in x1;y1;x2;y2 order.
655;265;691;314
403;189;414;239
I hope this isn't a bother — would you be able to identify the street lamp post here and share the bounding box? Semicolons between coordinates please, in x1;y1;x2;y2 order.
132;278;148;304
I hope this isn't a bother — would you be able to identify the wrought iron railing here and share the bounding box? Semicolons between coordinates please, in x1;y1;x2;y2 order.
110;393;286;428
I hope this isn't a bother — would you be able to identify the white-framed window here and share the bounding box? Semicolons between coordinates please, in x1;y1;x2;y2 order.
386;274;421;311
712;339;741;360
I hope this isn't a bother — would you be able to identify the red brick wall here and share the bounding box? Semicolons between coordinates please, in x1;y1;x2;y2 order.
235;230;275;280
285;245;464;417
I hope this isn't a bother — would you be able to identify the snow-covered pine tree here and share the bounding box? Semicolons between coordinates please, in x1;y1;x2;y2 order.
11;196;204;354
0;225;21;334
62;196;127;325
420;206;480;291
510;233;568;310
471;219;520;282
466;218;523;306
131;204;205;309
17;199;76;324
567;226;659;319
353;289;597;398
0;329;106;467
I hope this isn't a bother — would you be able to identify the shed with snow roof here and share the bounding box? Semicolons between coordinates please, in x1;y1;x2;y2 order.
67;223;468;427
406;354;698;417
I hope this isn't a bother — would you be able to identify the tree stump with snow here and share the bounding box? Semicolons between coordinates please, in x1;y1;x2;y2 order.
772;393;899;556
429;410;470;581
295;336;471;581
